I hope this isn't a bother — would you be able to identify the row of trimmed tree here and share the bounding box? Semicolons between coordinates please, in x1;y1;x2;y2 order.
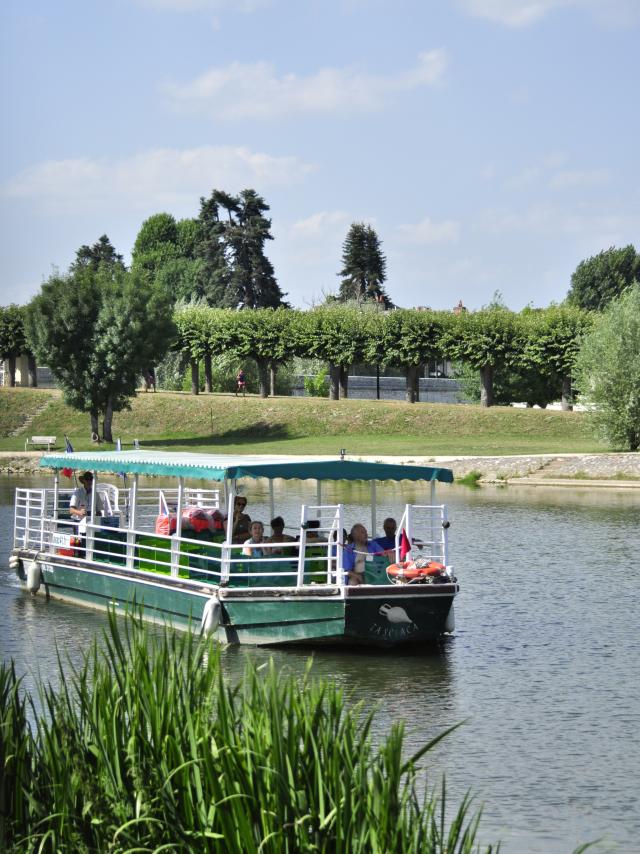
175;304;593;409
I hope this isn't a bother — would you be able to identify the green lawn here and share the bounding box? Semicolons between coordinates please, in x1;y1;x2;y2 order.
0;387;606;456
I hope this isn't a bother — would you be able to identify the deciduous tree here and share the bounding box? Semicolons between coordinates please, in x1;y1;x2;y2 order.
25;263;174;442
574;285;640;450
0;304;29;387
567;245;639;312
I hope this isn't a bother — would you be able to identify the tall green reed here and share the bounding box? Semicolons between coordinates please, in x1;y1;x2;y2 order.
1;610;498;853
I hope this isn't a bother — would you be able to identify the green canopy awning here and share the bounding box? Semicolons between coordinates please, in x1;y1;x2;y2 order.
39;450;454;483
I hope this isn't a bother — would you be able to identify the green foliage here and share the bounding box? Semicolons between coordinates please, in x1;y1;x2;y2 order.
338;222;392;306
456;361;556;408
72;234;124;272
457;470;482;487
197;189;287;308
176;307;296;396
25;262;175;440
0;304;27;358
295;306;368;368
0;611;496;853
567;245;640;311
442;308;521;370
574;284;640;450
304;371;329;397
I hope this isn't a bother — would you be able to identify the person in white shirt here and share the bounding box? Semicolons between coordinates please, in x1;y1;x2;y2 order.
69;471;103;534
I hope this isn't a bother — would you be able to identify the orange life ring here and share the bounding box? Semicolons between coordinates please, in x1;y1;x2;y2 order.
387;560;445;581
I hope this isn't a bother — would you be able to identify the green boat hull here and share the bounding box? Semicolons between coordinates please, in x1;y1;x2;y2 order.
17;552;457;648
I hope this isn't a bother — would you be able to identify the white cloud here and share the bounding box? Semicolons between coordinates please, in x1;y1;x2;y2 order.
477;203;639;247
459;0;639;27
164;49;448;119
395;216;461;245
2;146;313;214
548;169;609;189
291;211;350;238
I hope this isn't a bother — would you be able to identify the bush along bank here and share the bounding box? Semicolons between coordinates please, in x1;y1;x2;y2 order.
0;610;498;853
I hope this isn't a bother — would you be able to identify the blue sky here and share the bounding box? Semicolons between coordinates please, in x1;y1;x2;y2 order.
1;0;638;310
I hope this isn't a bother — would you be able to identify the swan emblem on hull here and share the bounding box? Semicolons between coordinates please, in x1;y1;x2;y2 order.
378;603;412;624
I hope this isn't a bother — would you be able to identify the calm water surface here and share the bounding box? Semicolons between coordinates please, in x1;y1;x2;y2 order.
1;474;639;852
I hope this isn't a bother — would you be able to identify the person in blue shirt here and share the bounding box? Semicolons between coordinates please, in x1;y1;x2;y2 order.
343;523;379;585
373;517;397;553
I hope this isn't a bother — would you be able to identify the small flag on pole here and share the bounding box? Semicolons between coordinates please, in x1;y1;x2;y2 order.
399;529;411;561
62;434;74;478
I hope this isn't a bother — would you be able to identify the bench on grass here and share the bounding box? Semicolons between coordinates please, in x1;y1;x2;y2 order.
24;435;57;451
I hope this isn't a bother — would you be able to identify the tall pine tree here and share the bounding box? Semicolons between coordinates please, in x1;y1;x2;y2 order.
338;223;391;306
197;188;286;308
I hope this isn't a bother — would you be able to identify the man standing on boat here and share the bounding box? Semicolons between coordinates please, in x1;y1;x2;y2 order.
69;471;103;554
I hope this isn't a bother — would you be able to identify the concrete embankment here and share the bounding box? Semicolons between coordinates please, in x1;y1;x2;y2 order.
360;452;640;487
2;449;639;487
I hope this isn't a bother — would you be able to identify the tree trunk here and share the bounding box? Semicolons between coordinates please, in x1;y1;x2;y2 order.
405;365;418;403
27;354;38;387
480;365;494;407
413;365;421;402
561;374;573;411
190;359;199;395
90;411;100;443
102;396;114;444
339;365;349;399
257;360;269;398
270;366;276;397
329;364;340;400
7;355;16;387
204;353;212;393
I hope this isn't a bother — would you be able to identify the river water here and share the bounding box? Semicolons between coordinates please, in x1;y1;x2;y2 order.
1;474;639;853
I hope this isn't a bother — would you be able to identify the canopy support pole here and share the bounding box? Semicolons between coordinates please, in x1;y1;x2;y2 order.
126;474;138;569
87;470;97;561
316;481;322;518
221;479;235;584
430;480;437;561
370;480;377;538
52;471;59;525
171;477;184;577
269;480;275;521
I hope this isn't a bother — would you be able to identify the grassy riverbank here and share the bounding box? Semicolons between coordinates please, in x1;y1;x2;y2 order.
0;610;495;852
0;386;604;456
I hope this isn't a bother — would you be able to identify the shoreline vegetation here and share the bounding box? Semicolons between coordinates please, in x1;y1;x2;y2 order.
0;610;497;853
0;385;605;456
1;387;637;484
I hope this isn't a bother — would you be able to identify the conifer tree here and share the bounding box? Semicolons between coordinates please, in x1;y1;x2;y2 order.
338;223;391;306
197;188;286;308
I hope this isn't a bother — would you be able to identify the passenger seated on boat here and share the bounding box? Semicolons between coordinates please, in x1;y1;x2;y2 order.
373;517;397;552
306;519;324;542
343;524;379;586
228;496;251;543
266;516;296;555
242;521;267;558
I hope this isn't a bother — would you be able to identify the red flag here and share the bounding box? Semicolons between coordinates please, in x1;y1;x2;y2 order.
62;467;73;479
399;528;411;561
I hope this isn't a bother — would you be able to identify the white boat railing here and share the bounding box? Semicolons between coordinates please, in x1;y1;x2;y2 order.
396;503;449;565
14;486;449;587
134;486;221;532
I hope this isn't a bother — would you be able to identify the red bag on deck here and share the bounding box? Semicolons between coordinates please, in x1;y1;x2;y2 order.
181;506;210;533
155;514;177;535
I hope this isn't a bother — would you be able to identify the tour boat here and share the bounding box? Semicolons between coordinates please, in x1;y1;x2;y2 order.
10;451;457;648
